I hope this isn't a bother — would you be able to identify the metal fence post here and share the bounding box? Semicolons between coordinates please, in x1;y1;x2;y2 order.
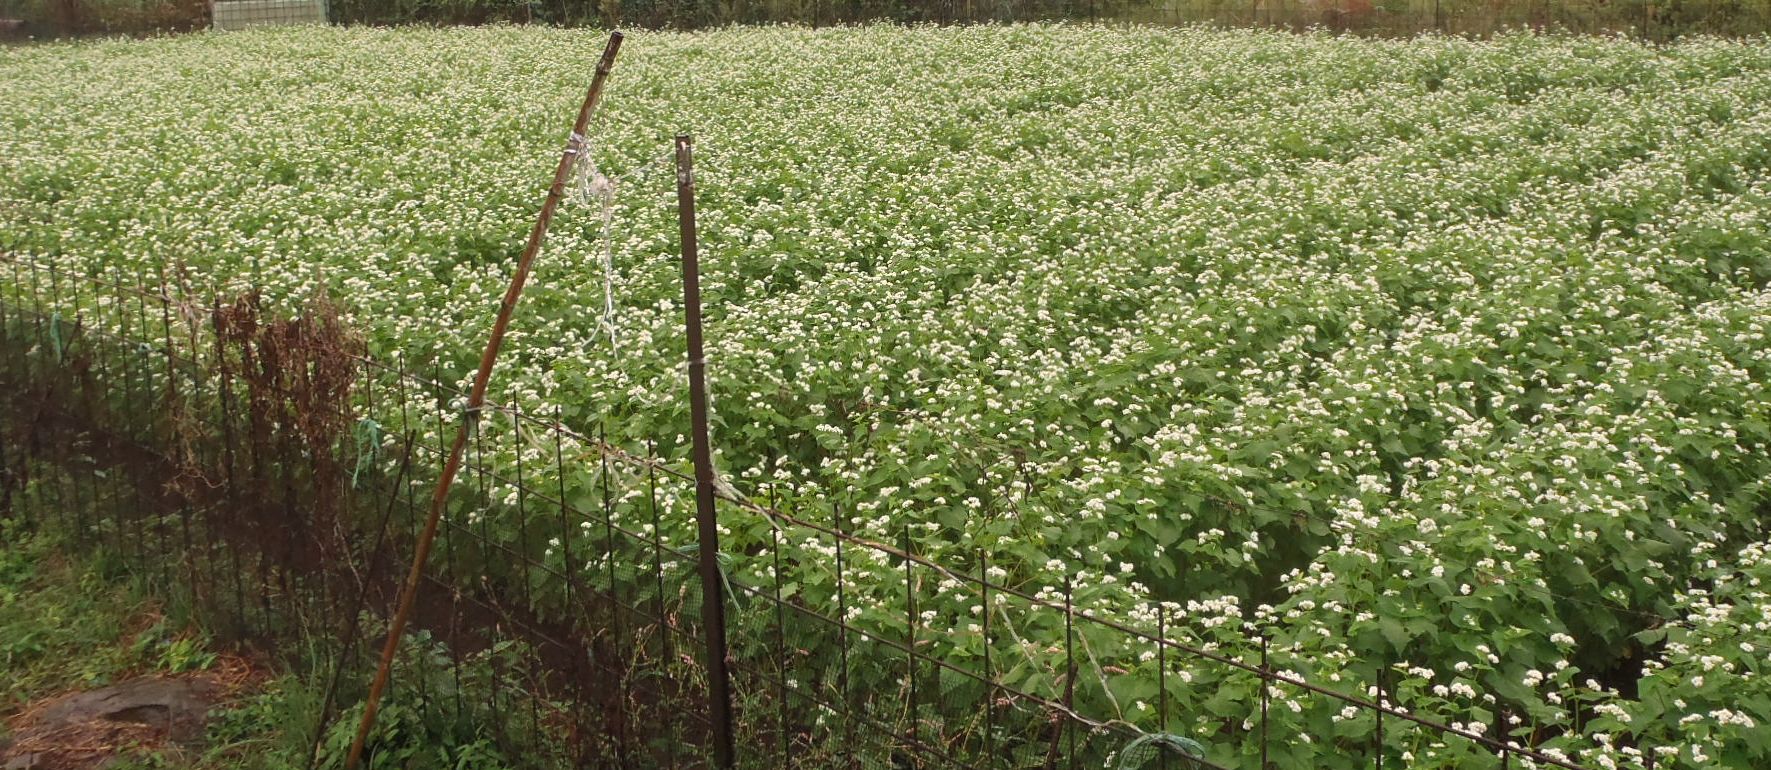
677;132;736;770
1259;631;1270;770
1499;706;1511;770
1158;604;1169;770
1374;665;1384;770
903;527;919;756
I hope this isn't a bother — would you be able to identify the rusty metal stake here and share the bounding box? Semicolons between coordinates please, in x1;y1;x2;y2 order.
676;133;736;770
343;30;624;770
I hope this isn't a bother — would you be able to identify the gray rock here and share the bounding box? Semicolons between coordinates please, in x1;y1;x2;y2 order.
32;677;222;744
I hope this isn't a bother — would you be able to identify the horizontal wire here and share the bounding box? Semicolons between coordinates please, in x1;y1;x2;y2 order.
1;251;1653;770
3;255;1707;633
0;290;1605;770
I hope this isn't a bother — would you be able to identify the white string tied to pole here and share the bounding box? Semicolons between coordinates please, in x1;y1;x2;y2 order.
565;136;703;356
569;131;621;353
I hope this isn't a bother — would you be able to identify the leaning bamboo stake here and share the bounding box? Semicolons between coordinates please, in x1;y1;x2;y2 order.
342;30;624;770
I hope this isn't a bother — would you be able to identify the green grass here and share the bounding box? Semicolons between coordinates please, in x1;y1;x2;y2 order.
0;514;557;770
0;521;168;712
0;519;305;769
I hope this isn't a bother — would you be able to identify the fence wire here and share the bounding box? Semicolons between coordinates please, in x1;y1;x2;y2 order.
0;256;1628;770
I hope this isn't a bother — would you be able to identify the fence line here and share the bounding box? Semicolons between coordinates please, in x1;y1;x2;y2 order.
0;260;1710;640
12;0;1771;41
0;252;1632;769
0;251;1643;764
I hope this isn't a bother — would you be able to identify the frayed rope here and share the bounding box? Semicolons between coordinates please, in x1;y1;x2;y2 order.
569;132;621;354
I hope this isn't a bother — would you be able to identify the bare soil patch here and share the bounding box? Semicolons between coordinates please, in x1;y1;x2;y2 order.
0;656;257;770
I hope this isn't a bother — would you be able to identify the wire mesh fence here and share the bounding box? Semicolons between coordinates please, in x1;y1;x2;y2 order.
0;255;1633;770
9;0;1771;41
1121;0;1771;39
211;0;328;30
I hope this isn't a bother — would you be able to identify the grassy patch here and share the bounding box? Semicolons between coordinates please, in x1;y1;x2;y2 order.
0;517;550;770
0;521;166;713
0;520;304;769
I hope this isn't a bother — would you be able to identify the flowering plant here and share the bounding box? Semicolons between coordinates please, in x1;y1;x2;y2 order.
4;23;1770;769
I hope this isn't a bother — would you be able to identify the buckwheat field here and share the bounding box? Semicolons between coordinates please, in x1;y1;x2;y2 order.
4;24;1770;768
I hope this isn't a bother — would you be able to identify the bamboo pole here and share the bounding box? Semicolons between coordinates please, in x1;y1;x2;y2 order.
342;30;624;770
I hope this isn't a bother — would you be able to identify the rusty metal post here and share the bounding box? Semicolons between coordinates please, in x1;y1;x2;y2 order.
677;133;736;770
1375;665;1384;770
1499;706;1511;770
343;30;624;770
1063;575;1076;770
980;548;994;764
1260;631;1270;770
1158;604;1169;770
903;527;918;755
